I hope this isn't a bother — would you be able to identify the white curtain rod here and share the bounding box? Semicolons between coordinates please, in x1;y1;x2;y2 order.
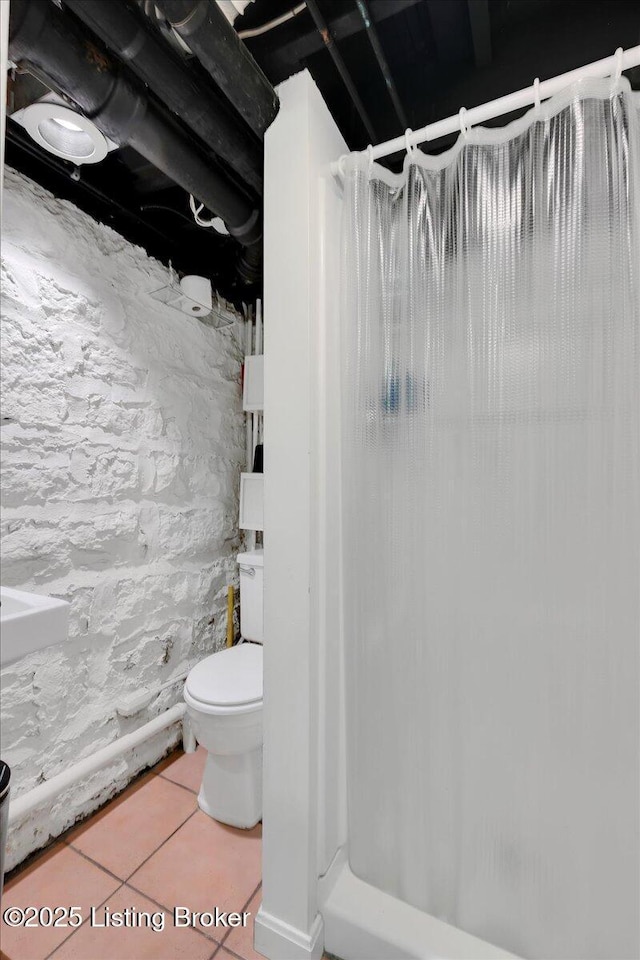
331;44;640;175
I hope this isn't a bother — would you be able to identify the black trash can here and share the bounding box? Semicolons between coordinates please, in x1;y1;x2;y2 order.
0;761;10;903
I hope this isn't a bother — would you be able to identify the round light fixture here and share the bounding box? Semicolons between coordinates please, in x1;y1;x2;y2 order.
20;103;109;164
51;117;84;132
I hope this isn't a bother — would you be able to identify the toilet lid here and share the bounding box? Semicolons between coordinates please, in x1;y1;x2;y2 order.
186;643;262;707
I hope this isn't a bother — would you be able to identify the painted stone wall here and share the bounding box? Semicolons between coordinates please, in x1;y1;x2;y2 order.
0;168;244;869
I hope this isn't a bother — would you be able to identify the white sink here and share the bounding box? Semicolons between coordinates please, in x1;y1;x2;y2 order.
0;587;70;668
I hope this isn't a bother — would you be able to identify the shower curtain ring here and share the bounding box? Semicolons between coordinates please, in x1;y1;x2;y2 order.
404;128;415;155
459;107;470;139
612;47;624;87
367;144;374;176
533;77;541;114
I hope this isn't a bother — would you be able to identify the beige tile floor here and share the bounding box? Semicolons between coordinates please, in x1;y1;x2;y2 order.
0;747;268;960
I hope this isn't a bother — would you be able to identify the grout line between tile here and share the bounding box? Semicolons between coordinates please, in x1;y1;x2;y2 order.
16;764;261;960
123;880;222;946
42;881;126;960
65;844;128;885
216;880;262;951
123;807;200;882
65;806;198;886
156;771;199;795
221;944;263;960
53;754;185;846
11;757;185;875
57;766;166;846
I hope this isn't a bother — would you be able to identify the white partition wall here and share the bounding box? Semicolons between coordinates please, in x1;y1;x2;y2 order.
256;71;347;958
257;66;521;960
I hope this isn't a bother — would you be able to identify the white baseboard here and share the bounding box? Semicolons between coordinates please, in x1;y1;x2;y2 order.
254;906;324;959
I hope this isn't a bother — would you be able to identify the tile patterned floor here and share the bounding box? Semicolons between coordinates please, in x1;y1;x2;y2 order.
1;747;266;960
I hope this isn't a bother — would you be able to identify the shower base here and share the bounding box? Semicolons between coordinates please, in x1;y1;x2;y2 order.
319;850;519;960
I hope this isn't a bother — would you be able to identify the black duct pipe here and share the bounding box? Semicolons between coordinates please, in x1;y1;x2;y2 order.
9;0;262;280
64;0;263;195
152;0;279;138
305;0;377;143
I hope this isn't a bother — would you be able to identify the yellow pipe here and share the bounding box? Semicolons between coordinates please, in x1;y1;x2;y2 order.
226;585;234;647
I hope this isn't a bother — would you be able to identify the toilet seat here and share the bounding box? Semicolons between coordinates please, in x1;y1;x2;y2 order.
185;642;262;708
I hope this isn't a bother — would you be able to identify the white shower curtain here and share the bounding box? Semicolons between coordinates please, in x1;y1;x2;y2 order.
341;78;639;959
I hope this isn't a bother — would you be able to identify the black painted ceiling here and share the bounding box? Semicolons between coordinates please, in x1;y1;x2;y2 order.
246;0;640;155
5;0;640;303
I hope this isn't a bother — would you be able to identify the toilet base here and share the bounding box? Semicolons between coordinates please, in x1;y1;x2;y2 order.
198;746;262;830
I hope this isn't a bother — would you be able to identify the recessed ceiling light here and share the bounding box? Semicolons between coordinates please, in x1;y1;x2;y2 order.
51;117;84;133
16;102;110;164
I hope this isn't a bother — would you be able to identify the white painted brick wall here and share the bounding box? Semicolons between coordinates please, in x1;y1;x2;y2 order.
0;169;245;870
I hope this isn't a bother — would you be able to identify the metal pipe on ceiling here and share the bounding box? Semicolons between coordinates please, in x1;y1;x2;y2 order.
8;0;262;278
238;3;307;40
151;0;279;138
305;0;377;143
64;0;263;195
354;0;408;132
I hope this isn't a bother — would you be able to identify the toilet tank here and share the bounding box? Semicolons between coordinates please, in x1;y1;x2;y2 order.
237;549;264;642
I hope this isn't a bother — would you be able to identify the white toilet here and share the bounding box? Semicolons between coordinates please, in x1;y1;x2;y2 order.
184;549;264;829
